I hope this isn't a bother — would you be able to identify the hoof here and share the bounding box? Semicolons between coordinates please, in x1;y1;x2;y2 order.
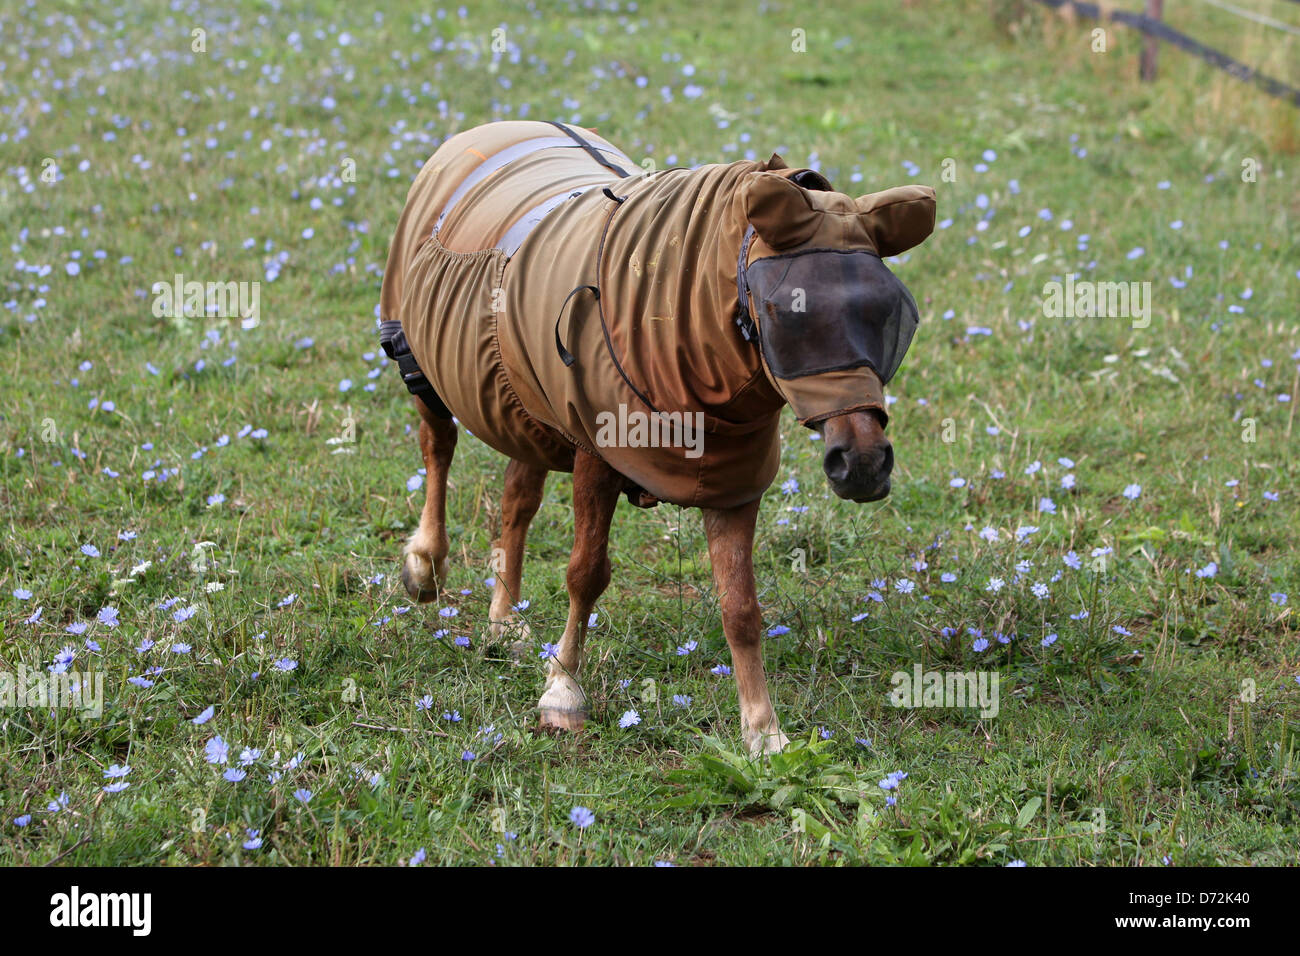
744;727;790;758
401;548;448;603
488;616;532;644
538;708;588;732
484;637;530;662
537;674;586;731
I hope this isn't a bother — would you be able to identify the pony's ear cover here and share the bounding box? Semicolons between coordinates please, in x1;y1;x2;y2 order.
854;185;937;257
742;172;822;250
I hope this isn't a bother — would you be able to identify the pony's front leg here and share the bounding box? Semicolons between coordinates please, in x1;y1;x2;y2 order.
703;500;789;756
537;449;623;731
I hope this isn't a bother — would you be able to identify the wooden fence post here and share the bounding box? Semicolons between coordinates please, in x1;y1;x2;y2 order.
1140;0;1164;81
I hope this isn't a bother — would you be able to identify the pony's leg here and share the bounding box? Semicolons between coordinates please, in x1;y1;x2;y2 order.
537;450;623;730
488;459;548;644
401;399;458;602
702;500;789;756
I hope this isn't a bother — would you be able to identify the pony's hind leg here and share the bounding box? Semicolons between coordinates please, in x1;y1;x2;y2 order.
401;398;457;602
488;459;548;645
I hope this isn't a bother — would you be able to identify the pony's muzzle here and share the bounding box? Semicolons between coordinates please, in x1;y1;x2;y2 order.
821;410;893;502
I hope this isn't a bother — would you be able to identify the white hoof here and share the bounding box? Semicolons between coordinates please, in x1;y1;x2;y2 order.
538;674;587;730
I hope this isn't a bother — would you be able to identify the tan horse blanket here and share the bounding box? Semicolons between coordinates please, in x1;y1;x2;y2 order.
380;120;935;509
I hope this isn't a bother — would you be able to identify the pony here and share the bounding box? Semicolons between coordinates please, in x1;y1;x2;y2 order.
380;121;935;755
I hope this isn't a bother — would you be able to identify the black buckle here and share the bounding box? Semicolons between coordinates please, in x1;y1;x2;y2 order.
734;225;758;343
380;319;452;418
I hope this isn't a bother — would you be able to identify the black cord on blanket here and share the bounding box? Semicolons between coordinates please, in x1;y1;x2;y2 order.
551;188;664;417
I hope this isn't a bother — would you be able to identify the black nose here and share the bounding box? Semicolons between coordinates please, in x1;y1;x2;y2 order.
823;440;893;500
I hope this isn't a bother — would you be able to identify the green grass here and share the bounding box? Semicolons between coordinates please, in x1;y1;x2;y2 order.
1;0;1297;865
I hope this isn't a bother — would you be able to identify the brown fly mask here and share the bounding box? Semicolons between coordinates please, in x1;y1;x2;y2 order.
738;171;936;503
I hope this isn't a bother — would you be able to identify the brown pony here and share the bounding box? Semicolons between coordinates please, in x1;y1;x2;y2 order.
382;121;935;756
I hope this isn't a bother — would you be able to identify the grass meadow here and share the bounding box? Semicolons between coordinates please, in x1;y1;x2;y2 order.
1;0;1298;866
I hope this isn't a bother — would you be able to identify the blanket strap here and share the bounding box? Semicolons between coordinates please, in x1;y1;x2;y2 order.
589;191;663;415
551;123;630;370
543;121;631;178
554;187;666;419
546;135;665;418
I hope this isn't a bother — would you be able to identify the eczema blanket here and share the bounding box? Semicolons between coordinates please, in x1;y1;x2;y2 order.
380;120;935;509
